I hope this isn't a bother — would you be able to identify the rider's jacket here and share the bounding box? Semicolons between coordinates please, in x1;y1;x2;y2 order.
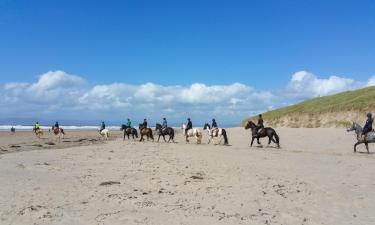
364;118;373;133
142;121;147;128
125;120;132;128
162;120;167;128
187;121;192;129
101;123;105;130
211;121;218;128
257;118;264;129
35;123;40;129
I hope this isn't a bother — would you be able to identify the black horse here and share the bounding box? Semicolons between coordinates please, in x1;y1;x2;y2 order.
139;124;154;142
244;121;280;148
155;123;175;142
120;124;138;140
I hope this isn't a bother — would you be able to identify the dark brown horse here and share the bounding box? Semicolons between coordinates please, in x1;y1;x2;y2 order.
139;124;154;142
244;121;280;148
155;123;175;142
120;124;138;140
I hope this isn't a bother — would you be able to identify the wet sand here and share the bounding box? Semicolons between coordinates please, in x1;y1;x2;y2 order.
0;128;374;225
0;130;122;154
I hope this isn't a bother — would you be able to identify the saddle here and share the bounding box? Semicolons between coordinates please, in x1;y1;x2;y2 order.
365;131;375;141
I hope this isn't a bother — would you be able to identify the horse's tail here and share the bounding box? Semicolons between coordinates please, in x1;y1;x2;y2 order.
150;129;154;140
170;128;175;140
222;129;229;145
274;132;280;147
135;129;138;138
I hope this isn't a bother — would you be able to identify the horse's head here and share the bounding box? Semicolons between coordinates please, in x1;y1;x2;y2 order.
347;121;362;132
181;123;186;130
244;121;255;130
203;123;210;130
155;123;161;131
120;124;125;131
347;122;355;132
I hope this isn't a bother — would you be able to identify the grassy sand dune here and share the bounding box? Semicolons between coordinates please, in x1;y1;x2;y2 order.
242;86;375;128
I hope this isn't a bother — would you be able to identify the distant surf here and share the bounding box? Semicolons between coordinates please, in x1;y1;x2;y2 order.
0;125;121;131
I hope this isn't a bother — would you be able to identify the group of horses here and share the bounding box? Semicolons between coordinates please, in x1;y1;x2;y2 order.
119;123;228;145
31;120;371;153
117;121;280;148
33;126;65;141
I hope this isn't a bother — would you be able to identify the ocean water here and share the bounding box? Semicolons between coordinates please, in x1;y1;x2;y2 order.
0;123;239;131
0;125;121;131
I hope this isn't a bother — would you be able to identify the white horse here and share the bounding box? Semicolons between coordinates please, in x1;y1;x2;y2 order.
347;121;375;153
98;128;110;140
203;123;229;145
181;123;202;144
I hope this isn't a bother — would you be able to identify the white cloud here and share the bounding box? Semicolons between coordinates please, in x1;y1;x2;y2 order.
287;71;362;98
367;76;375;86
0;70;373;124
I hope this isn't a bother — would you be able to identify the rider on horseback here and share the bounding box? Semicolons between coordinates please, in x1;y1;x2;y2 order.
35;122;40;131
100;121;106;132
253;114;264;137
361;112;373;141
125;118;132;128
142;119;148;127
162;118;168;132
211;118;219;136
185;118;192;136
54;121;59;129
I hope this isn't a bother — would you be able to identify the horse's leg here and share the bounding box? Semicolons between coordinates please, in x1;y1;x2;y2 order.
268;136;272;146
157;134;161;142
365;142;369;154
354;142;359;152
250;137;255;147
257;137;261;145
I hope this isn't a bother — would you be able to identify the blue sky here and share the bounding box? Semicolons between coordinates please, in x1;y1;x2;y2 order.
0;0;375;125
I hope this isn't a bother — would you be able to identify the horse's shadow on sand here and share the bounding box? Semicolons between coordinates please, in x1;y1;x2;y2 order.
213;144;232;147
356;151;375;155
253;145;281;149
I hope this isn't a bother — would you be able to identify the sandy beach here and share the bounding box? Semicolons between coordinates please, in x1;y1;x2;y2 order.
0;127;374;225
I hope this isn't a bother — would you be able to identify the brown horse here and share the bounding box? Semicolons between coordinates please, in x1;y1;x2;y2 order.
51;126;65;141
139;124;154;142
120;124;138;140
244;121;280;148
155;123;175;142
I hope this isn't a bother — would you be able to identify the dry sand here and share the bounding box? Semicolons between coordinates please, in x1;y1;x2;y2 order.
0;127;374;225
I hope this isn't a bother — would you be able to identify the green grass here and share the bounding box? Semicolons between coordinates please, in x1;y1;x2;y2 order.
242;86;375;126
